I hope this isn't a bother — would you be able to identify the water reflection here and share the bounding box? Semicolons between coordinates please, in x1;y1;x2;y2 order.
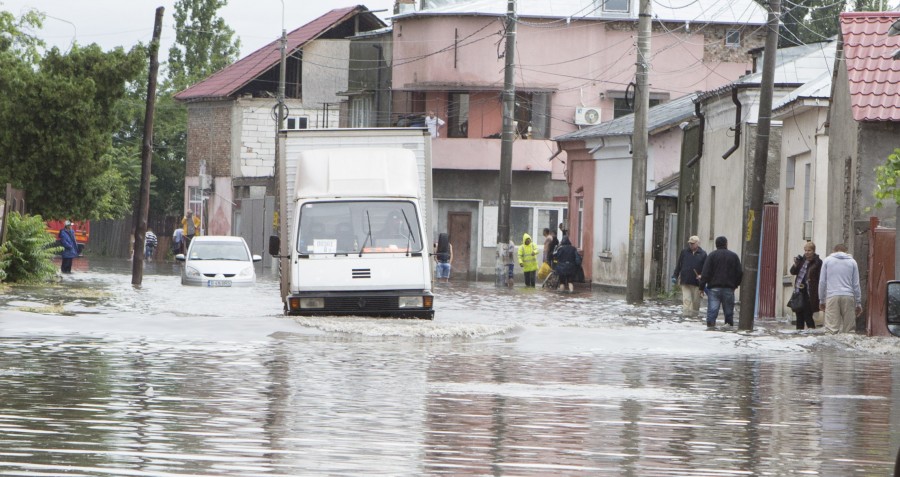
0;259;898;475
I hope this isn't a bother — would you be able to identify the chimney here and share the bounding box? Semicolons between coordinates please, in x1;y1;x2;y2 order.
394;0;416;14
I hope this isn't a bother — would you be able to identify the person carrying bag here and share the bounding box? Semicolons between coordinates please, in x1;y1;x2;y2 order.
789;242;822;330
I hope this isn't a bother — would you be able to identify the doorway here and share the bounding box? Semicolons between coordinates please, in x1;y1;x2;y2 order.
448;212;472;280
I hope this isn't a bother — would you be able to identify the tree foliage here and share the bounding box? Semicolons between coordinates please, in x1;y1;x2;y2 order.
0;212;61;283
775;0;887;48
874;148;900;208
167;0;240;91
0;8;146;220
111;0;240;223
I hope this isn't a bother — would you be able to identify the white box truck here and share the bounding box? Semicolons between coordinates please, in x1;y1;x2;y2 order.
270;128;434;319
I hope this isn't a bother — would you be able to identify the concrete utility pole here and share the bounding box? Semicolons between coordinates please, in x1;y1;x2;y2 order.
496;0;516;286
276;27;289;299
625;0;652;304
131;6;163;286
738;0;781;331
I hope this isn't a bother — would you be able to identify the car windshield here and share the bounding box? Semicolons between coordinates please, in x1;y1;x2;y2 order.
189;242;250;261
296;200;423;255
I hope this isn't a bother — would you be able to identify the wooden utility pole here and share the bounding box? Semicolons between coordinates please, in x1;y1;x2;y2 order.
625;0;652;304
738;0;781;330
131;6;163;286
496;0;516;285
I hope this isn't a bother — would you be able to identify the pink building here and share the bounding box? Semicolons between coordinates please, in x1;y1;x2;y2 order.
384;0;768;279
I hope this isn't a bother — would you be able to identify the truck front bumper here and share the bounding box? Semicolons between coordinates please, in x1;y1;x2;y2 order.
286;290;434;319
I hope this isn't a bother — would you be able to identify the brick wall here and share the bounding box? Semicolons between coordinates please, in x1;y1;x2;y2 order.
186;101;233;178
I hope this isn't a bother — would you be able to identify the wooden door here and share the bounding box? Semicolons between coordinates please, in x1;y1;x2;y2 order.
448;212;472;280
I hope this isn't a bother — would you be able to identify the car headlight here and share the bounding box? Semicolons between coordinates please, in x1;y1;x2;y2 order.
399;296;423;308
300;298;324;309
185;266;201;278
238;266;254;277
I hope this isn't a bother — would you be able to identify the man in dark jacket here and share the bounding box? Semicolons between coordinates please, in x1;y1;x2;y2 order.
672;235;707;318
699;236;743;329
59;220;78;274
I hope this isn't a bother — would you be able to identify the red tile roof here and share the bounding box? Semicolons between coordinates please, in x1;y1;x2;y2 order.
840;12;900;122
175;6;365;101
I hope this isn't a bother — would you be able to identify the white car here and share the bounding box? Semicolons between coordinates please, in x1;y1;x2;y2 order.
176;236;262;287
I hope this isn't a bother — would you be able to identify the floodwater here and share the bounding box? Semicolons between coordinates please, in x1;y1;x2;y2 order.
1;257;900;476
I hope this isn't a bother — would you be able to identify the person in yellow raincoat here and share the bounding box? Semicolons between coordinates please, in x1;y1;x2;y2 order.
518;233;539;287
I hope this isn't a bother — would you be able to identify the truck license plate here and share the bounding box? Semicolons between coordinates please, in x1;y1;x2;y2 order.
207;280;232;287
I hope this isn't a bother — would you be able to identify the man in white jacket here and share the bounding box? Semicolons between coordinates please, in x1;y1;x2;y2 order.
818;243;862;334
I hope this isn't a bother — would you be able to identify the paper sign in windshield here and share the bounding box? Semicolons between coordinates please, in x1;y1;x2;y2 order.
313;239;337;254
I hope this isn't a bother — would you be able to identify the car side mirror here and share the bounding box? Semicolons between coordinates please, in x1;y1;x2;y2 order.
268;235;280;257
252;254;263;262
886;280;900;337
175;254;185;262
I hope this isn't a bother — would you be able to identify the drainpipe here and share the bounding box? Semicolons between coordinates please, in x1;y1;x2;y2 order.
685;100;705;168
722;86;742;160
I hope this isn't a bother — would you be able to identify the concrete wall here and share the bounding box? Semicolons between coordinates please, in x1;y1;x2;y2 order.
392;16;762;140
826;67;859;249
775;104;829;318
302;40;350;107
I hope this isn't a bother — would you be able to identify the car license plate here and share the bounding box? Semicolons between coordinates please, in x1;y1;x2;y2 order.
207;280;232;287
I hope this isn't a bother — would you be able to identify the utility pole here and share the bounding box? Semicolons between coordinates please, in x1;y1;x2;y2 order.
131;6;163;286
625;0;652;304
738;0;781;331
496;0;516;286
276;27;289;299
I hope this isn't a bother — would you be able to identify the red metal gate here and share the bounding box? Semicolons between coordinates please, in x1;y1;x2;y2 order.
756;204;779;319
866;216;894;337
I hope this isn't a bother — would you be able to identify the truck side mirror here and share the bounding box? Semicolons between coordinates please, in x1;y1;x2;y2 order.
886;280;900;337
268;235;281;257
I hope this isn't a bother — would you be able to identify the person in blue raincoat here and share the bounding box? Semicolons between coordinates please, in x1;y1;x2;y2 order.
59;220;78;274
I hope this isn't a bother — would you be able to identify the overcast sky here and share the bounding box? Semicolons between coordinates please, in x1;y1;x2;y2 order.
0;0;396;59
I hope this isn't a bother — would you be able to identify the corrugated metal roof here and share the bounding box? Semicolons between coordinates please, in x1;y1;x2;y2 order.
175;6;376;101
697;41;835;102
772;71;832;112
396;0;767;25
554;93;697;141
840;12;900;122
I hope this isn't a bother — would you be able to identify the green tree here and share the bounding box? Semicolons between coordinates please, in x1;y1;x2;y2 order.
874;148;900;208
111;0;240;223
0;212;61;283
167;0;240;91
0;7;147;220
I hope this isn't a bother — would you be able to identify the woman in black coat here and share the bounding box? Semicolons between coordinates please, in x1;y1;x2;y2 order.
789;241;823;330
553;236;579;293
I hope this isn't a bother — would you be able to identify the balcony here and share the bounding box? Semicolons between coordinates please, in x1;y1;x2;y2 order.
431;138;564;178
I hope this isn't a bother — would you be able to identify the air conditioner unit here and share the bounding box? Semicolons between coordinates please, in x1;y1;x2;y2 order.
575;107;602;126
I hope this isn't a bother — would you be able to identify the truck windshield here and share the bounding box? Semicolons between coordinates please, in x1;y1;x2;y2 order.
296;201;423;255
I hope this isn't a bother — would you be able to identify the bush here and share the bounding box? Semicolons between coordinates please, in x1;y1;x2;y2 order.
0;212;61;283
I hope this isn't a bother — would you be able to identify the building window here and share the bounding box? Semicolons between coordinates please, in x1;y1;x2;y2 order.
511;206;533;244
725;29;741;47
286;116;309;130
514;92;551;139
600;0;630;13
448;92;470;138
602;198;611;252
613;97;662;119
349;97;372;128
411;91;425;114
786;156;796;189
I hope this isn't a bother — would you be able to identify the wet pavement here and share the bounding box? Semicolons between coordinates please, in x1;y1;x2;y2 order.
1;257;899;476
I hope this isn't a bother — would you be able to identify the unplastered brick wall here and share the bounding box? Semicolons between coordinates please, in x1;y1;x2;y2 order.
604;22;763;65
186;101;233;177
237;98;340;178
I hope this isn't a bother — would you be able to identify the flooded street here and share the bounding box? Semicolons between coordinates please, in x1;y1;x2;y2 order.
1;257;900;476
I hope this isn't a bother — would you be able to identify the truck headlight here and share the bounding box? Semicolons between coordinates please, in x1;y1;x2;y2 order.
185;267;201;278
399;296;423;308
300;298;325;309
238;266;254;277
